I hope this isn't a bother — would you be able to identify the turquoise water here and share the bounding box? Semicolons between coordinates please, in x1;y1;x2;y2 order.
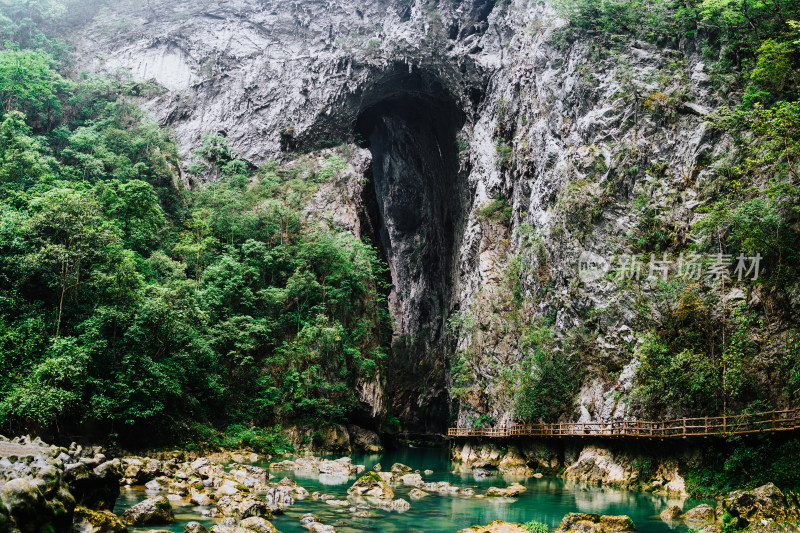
115;447;711;532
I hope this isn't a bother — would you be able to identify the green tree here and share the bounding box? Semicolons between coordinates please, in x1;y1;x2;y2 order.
23;187;121;336
0;46;65;126
0;110;57;189
96;179;166;253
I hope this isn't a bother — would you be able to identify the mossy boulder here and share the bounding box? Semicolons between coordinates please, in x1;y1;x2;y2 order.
718;483;800;529
0;475;76;533
73;506;127;533
347;471;394;499
683;504;716;522
120;496;174;526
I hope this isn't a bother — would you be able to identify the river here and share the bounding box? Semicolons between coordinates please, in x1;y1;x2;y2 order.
114;447;711;532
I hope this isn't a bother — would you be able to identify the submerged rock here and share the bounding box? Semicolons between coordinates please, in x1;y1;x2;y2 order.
121;496;174;526
556;513;636;533
485;483;526;497
408;488;429;499
420;481;460;495
375;498;411;512
300;513;336;532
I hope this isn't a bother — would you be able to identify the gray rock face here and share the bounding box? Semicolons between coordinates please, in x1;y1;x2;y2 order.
75;0;727;429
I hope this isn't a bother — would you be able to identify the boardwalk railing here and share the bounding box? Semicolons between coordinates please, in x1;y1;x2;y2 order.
447;408;800;438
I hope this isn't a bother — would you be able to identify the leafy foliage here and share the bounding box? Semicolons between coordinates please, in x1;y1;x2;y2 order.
515;325;583;423
0;5;391;446
522;521;549;533
685;436;800;496
475;194;513;226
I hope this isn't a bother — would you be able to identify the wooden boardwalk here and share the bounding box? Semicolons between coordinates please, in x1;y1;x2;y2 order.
448;408;800;439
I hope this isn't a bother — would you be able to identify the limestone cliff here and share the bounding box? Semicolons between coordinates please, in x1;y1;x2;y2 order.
73;0;778;432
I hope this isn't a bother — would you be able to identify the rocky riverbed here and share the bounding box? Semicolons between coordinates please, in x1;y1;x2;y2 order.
2;436;799;533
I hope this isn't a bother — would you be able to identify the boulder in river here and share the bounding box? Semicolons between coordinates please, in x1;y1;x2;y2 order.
390;463;413;474
683;503;716;522
400;473;423;486
347;471;394;499
216;493;272;520
73;506;127;533
376;498;411;512
190;489;213;506
420;481;459;494
556;513;636;532
121;496;175;526
485;483;526;497
184;522;209;533
277;477;309;497
240;516;279;533
408;488;429;499
457;521;531;532
263;486;295;510
659;505;682;521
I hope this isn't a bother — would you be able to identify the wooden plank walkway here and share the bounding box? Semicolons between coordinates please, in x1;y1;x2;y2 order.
447;408;800;439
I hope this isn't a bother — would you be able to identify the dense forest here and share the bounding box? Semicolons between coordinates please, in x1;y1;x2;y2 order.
0;0;392;449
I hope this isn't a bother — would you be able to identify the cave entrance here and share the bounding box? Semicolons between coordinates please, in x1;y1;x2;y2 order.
355;65;469;434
